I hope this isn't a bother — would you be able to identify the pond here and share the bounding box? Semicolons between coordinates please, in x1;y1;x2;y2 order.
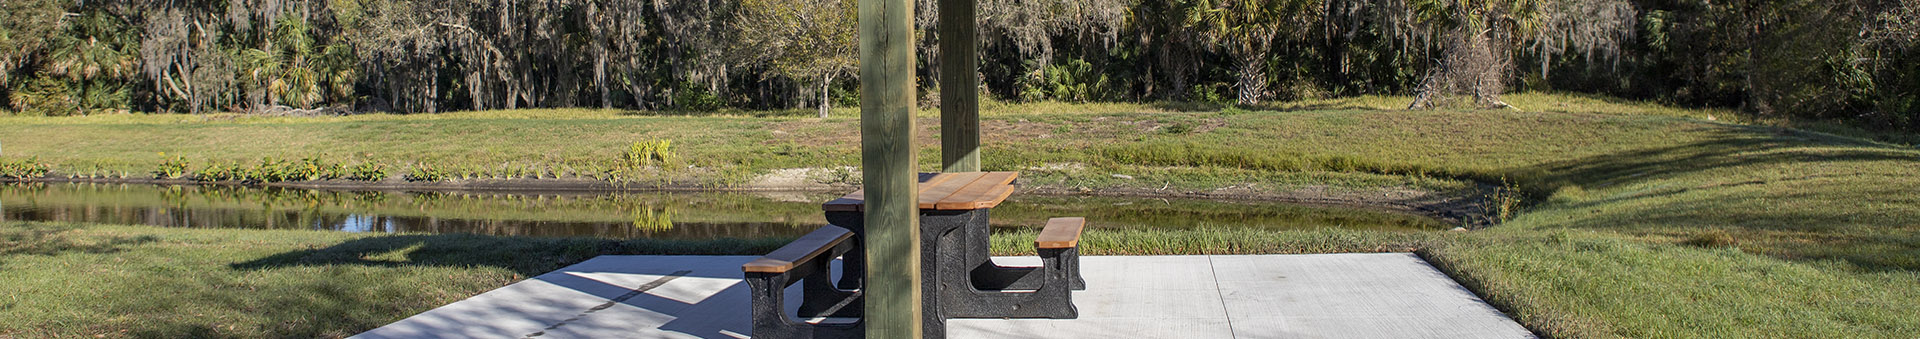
0;183;1446;239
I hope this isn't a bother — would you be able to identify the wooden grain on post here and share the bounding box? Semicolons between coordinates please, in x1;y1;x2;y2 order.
859;0;923;333
939;0;981;173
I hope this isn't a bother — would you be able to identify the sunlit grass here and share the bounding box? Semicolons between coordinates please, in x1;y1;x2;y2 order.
2;92;1918;337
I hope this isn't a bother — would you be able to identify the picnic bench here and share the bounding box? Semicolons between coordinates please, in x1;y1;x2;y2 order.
743;226;863;338
742;172;1087;338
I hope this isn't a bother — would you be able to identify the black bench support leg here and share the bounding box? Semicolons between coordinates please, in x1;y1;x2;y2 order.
797;244;863;318
938;242;1079;319
747;241;864;338
964;211;1085;291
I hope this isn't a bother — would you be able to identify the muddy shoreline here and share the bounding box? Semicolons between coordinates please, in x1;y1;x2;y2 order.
5;176;1492;226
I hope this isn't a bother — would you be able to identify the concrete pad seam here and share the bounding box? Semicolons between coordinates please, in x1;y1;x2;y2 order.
519;269;693;339
1205;254;1240;339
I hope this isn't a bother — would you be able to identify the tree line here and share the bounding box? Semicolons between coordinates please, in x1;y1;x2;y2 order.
1;0;1914;130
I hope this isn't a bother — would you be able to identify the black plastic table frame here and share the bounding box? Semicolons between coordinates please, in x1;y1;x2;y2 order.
822;208;1083;338
826;209;1086;292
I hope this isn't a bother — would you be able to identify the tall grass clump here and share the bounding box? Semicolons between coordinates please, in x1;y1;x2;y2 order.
622;139;675;168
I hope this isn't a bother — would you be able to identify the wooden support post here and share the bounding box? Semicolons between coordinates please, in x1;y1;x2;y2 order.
860;0;923;335
938;0;980;173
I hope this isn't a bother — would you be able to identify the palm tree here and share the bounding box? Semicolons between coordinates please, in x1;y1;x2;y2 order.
240;13;355;111
30;10;137;115
1198;0;1324;105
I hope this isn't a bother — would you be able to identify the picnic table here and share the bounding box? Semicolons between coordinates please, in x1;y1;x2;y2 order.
742;171;1087;338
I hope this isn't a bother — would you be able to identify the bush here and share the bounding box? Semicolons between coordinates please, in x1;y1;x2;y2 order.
7;76;81;116
405;164;450;182
671;82;725;111
243;157;296;183
192;161;245;182
0;157;53;179
153;155;191;179
290;157;344;181
347;162;389;181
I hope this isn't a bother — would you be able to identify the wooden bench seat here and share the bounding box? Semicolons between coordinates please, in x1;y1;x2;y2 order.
1036;217;1086;249
744;226;855;273
744;225;862;339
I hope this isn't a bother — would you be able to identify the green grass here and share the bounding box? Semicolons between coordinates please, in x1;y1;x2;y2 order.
3;92;1920;337
0;222;792;338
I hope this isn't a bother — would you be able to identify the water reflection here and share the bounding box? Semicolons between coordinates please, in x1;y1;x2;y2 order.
0;183;1444;239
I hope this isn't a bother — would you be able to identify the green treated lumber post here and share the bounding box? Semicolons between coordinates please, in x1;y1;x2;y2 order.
860;0;923;335
938;0;980;173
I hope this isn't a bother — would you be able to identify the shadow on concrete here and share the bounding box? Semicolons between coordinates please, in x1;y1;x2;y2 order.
230;233;790;277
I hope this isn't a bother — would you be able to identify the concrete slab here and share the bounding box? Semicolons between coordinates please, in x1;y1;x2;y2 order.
356;254;1533;339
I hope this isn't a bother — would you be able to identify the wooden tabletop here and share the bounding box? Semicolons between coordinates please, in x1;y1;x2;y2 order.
822;172;1019;212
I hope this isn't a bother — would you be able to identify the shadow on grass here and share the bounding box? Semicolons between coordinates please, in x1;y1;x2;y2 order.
0;223;160;257
1496;128;1920;272
617;108;824;118
229;233;792;277
1522;131;1908;189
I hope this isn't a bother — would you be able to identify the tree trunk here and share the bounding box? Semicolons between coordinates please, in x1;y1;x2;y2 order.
1235;51;1266;106
597;46;611;109
818;74;834;118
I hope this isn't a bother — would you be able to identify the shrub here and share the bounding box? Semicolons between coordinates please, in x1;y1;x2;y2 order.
405;164;450;182
290;157;343;181
153;155;191;179
192;161;245;182
244;157;295;183
347;162;389;181
1488;177;1525;224
0;157;53;179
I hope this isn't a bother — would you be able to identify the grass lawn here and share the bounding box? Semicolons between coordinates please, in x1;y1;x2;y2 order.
3;92;1919;338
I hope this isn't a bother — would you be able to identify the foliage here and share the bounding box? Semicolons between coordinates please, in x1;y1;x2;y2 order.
622;140;676;168
404;164;450;182
7;8;138;116
152;155;190;179
192;161;245;182
346;162;389;181
0;0;63;86
1032;59;1113;103
732;0;858;118
0;0;1913;133
0;157;53;179
244;157;297;183
291;157;344;181
237;12;356;111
